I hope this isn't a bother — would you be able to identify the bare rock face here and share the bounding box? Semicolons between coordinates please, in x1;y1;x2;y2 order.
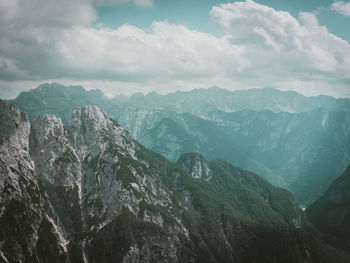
28;105;186;262
177;153;212;181
0;100;66;263
1;100;350;263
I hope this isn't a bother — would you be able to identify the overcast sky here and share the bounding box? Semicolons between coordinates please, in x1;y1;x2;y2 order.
0;0;350;98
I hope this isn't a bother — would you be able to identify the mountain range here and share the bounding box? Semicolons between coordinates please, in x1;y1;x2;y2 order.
8;83;350;205
1;100;350;262
113;86;350;116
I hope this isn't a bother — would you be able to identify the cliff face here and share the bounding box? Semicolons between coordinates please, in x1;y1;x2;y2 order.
1;100;349;262
0;100;66;263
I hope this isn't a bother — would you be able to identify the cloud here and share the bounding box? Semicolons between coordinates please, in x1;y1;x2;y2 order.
0;0;98;81
210;1;350;75
0;0;350;98
56;22;244;81
331;1;350;16
91;0;154;8
0;0;154;81
0;0;97;28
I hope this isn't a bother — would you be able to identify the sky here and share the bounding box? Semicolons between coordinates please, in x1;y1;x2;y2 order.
0;0;350;99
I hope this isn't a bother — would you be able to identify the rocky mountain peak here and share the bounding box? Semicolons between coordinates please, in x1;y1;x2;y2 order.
31;114;64;145
70;105;109;124
30;114;72;186
66;105;120;141
0;101;67;263
0;99;30;151
3;100;28;126
66;105;136;159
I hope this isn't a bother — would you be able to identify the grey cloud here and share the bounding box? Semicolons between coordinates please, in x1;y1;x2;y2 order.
0;0;154;81
91;0;154;7
0;0;349;98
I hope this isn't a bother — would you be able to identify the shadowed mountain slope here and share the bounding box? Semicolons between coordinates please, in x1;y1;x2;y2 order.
307;164;350;254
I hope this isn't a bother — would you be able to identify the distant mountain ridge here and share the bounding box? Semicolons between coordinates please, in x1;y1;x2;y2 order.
7;83;350;205
113;86;350;117
9;83;350;122
9;83;109;121
2;101;349;262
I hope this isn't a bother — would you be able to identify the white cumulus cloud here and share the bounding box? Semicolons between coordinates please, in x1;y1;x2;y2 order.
210;1;350;75
332;1;350;16
56;22;244;81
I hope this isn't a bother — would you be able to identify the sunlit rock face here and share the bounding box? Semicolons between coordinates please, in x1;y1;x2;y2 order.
1;100;350;262
0;100;66;263
177;153;212;181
